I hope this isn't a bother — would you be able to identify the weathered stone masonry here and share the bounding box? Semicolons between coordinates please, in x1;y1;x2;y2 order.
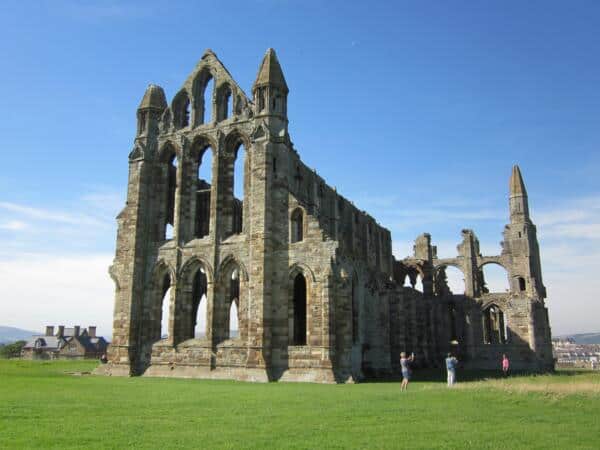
96;49;554;382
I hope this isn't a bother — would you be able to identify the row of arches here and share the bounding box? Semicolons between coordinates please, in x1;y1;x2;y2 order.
147;259;317;349
402;262;527;296
171;70;241;130
159;133;247;241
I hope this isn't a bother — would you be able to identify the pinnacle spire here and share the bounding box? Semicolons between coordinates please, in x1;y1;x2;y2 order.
253;48;288;93
510;165;528;197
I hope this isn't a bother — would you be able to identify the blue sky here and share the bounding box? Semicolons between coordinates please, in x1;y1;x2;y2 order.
0;1;598;336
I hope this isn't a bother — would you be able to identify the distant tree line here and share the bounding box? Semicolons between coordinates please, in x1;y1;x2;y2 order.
0;340;26;358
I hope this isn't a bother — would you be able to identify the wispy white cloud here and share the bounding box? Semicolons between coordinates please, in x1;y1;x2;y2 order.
0;201;106;227
0;220;29;231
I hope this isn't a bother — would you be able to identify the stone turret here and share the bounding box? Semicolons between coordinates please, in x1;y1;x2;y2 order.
136;84;167;138
252;48;288;133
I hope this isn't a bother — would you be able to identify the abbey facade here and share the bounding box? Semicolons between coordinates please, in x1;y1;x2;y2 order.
96;49;554;382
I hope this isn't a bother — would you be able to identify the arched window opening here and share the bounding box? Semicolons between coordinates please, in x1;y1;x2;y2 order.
292;273;307;345
227;269;240;339
217;85;232;121
164;153;177;240
191;268;208;339
159;273;171;340
483;305;507;344
258;88;265;111
518;277;526;292
436;266;465;295
173;92;190;129
414;274;424;292
227;92;233;119
195;147;212;238
352;275;359;344
291;208;303;243
403;270;423;292
481;263;510;293
203;77;214;124
231;144;245;235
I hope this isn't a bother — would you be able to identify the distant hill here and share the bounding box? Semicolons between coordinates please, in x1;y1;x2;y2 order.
0;326;36;344
568;333;600;345
557;332;600;345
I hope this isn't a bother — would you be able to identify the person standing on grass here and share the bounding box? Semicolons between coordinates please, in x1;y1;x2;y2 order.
400;352;414;391
445;353;458;387
502;354;510;377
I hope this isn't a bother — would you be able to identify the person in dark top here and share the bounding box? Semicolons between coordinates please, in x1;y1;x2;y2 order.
400;352;415;391
445;353;458;387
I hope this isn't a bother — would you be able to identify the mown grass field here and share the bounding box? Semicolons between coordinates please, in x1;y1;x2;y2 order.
1;360;599;449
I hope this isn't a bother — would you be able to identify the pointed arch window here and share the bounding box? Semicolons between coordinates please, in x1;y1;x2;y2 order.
173;91;191;129
352;275;359;344
483;305;507;344
217;84;233;122
291;208;304;243
193;72;214;126
291;273;307;345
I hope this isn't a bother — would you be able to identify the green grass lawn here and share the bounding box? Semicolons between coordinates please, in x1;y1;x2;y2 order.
1;360;599;449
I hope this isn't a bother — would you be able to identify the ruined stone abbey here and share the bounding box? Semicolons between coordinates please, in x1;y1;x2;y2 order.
97;49;554;382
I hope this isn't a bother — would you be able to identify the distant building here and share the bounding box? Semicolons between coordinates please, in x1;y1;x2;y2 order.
552;338;600;369
22;326;108;360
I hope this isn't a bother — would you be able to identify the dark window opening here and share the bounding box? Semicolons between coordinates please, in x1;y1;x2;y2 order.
292;273;307;345
291;208;303;243
218;85;232;122
483;305;506;344
173;92;190;129
518;277;526;291
258;88;265;111
352;276;359;344
448;303;458;342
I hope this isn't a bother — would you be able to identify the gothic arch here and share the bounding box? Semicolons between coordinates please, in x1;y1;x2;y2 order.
288;264;313;346
289;262;317;284
192;68;216;126
179;256;214;285
216;82;233;121
150;259;176;286
157;140;181;163
224;128;251;156
290;207;305;243
172;89;192;129
217;255;249;282
478;261;510;294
